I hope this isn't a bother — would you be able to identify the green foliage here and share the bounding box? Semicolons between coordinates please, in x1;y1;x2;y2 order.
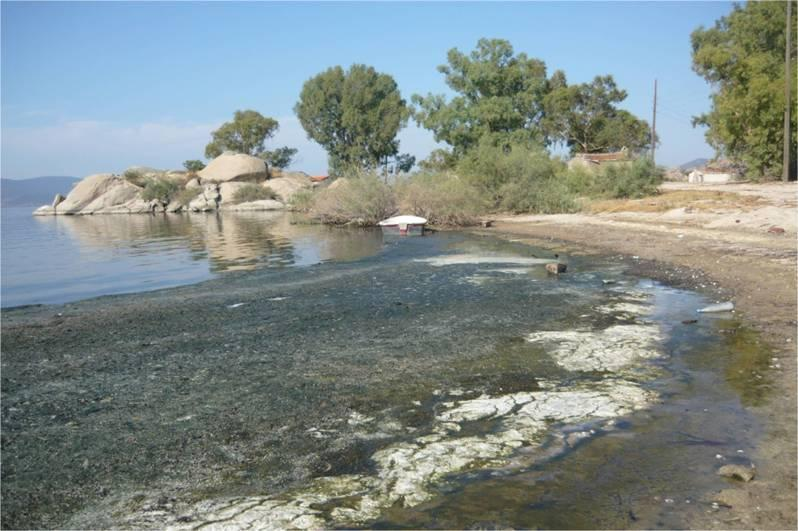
393;153;416;174
183;160;206;173
231;183;277;204
140;178;178;204
295;64;410;176
173;187;202;206
412;39;549;158
498;175;579;214
456;136;562;204
260;147;298;169
418;149;458;172
310;172;397;225
205;110;280;159
123;169;147;187
288;189;316;213
691;2;797;179
543;74;653;154
396;172;487;226
589;158;663;199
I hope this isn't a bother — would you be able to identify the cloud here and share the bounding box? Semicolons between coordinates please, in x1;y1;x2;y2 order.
1;117;441;179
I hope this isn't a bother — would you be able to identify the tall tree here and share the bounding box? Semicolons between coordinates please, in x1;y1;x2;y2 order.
412;39;550;159
205;110;297;168
542;74;653;154
692;1;797;179
295;64;410;176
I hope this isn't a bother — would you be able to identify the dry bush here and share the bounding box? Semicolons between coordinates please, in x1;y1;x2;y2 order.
232;183;277;204
396;172;487;226
310;173;396;225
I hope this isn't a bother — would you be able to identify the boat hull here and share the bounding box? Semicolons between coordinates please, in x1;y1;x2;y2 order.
380;223;425;236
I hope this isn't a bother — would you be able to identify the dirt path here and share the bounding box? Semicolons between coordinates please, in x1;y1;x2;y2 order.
478;182;797;529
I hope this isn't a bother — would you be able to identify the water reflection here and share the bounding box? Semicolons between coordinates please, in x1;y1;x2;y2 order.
35;212;384;273
2;209;384;307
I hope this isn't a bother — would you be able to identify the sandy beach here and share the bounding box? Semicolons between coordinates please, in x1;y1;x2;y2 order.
480;181;797;529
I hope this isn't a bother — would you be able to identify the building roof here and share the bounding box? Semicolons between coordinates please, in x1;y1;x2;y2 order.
573;149;630;164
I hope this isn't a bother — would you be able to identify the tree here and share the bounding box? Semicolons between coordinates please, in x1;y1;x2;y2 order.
692;2;797;179
260;147;298;170
183;160;206;173
412;39;550;158
295;64;410;177
204;110;297;169
542;74;653;155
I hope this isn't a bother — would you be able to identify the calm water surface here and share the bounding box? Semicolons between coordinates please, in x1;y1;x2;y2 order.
0;209;772;529
1;207;382;307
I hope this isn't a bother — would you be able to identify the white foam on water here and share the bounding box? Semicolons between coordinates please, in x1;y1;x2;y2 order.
418;254;552;267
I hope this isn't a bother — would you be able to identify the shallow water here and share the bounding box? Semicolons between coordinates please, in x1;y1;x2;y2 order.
0;227;771;529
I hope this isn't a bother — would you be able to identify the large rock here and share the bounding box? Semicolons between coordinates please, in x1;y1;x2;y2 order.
218;182;250;205
265;176;311;202
54;173;133;214
51;194;65;208
188;184;221;212
198;152;269;183
80;180;141;214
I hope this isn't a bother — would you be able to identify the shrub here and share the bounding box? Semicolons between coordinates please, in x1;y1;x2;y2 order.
591;158;663;199
123;169;147;187
183;160;206;173
288;189;315;212
232;183;278;204
310;172;396;225
140;178;178;204
396;172;487;226
456;137;565;205
498;175;579;214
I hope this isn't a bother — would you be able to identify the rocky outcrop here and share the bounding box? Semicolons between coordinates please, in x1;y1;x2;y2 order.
187;184;221;212
32;154;303;215
198;152;269;183
34;174;140;215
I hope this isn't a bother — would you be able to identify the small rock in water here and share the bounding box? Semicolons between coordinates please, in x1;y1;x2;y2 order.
681;319;698;325
601;279;617;285
545;263;567;274
718;464;755;482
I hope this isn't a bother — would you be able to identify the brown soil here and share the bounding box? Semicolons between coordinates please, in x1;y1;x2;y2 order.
477;182;797;529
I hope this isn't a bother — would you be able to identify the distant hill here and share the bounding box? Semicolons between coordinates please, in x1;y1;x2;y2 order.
679;158;709;172
1;176;80;207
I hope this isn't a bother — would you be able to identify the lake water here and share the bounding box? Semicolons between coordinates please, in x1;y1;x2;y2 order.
1;208;771;529
1;207;383;308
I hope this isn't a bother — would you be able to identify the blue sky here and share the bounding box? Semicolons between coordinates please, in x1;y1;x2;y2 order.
1;1;733;179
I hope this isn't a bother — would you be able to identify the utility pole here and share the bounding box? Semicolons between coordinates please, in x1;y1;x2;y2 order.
783;0;793;182
651;79;657;165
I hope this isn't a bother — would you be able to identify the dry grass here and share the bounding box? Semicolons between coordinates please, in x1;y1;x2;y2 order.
586;190;766;214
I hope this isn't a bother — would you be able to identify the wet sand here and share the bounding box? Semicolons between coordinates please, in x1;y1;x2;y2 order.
479;182;797;529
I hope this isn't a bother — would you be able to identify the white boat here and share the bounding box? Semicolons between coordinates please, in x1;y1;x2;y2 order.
378;215;427;236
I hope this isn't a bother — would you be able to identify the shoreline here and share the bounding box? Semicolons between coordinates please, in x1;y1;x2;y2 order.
474;200;797;529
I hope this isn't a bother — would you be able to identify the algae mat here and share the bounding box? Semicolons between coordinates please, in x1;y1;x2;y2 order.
1;232;770;529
